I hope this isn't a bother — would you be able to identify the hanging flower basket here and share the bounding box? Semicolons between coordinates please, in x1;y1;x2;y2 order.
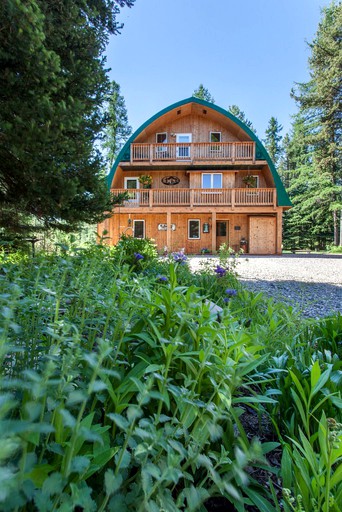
138;175;153;189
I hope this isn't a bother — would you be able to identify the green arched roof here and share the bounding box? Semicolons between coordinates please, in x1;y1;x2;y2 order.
107;96;291;207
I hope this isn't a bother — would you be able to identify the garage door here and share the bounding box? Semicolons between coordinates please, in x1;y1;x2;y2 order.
249;217;276;254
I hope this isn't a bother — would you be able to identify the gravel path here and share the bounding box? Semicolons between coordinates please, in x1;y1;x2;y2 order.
189;254;342;318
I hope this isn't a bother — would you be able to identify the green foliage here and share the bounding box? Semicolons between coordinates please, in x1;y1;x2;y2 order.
114;234;158;269
228;105;257;134
0;0;134;234
263;117;283;167
288;2;342;246
0;248;341;510
0;249;282;511
102;80;132;168
193;84;215;103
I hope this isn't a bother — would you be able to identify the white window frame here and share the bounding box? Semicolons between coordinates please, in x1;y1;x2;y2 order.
188;219;201;240
176;133;192;159
156;132;167;143
133;220;145;239
210;131;221;142
201;173;223;189
124;177;140;189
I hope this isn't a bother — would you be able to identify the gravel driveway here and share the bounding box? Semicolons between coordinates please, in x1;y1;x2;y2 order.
189;254;342;319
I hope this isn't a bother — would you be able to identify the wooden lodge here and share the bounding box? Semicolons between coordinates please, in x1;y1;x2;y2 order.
99;97;292;254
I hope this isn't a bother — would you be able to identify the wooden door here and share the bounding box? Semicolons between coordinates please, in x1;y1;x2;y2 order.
216;221;229;251
249;217;276;254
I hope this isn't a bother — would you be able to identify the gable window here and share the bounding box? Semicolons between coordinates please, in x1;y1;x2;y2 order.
133;220;145;239
188;219;200;239
202;173;222;189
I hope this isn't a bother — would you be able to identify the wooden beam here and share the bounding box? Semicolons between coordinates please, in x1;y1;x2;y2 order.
211;211;217;253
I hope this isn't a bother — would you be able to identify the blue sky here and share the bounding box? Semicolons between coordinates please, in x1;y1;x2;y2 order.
106;0;330;139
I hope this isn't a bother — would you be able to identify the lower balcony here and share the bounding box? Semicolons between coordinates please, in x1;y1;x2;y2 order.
111;188;276;208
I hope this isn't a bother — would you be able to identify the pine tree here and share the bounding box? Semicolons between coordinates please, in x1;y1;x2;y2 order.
102;81;132;168
0;0;134;235
263;117;283;166
228;105;257;134
193;84;215;103
290;1;342;245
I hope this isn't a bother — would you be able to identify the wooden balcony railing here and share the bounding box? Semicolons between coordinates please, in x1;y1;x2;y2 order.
130;142;256;163
112;188;276;208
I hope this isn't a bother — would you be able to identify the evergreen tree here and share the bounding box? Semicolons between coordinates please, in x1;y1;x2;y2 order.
193;84;215;103
102;81;132;168
0;0;134;234
263;117;283;166
228;105;257;134
290;1;342;245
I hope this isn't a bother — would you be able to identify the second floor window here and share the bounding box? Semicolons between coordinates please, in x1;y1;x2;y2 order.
202;173;222;189
156;133;167;144
210;132;221;143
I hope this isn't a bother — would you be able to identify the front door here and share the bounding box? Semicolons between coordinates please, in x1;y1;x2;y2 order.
176;133;192;159
216;221;229;251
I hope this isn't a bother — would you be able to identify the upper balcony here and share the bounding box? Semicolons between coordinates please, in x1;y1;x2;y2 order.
129;141;257;165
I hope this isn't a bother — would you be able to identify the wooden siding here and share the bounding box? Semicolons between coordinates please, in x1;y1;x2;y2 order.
136;114;241;144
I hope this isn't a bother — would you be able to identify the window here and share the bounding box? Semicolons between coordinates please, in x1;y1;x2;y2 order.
210;132;221;152
210;132;221;143
124;177;139;189
202;173;222;189
188;219;200;239
156;133;167;143
133;220;145;239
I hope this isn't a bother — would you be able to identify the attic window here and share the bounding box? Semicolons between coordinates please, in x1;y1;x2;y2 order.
177;110;181;115
203;109;207;114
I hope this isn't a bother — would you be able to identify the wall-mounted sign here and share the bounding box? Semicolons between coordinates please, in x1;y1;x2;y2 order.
161;176;180;186
203;223;210;233
158;224;176;231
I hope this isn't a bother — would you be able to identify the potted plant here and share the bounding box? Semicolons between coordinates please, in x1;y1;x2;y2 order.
242;175;256;188
138;174;153;189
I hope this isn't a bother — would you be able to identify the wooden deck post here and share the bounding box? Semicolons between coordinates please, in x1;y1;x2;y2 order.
231;189;235;210
211;211;217;253
149;189;153;208
167;211;171;251
149;144;153;163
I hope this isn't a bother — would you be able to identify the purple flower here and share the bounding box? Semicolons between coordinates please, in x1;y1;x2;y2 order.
214;265;226;278
134;252;144;261
225;289;237;297
157;275;168;282
172;251;187;265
